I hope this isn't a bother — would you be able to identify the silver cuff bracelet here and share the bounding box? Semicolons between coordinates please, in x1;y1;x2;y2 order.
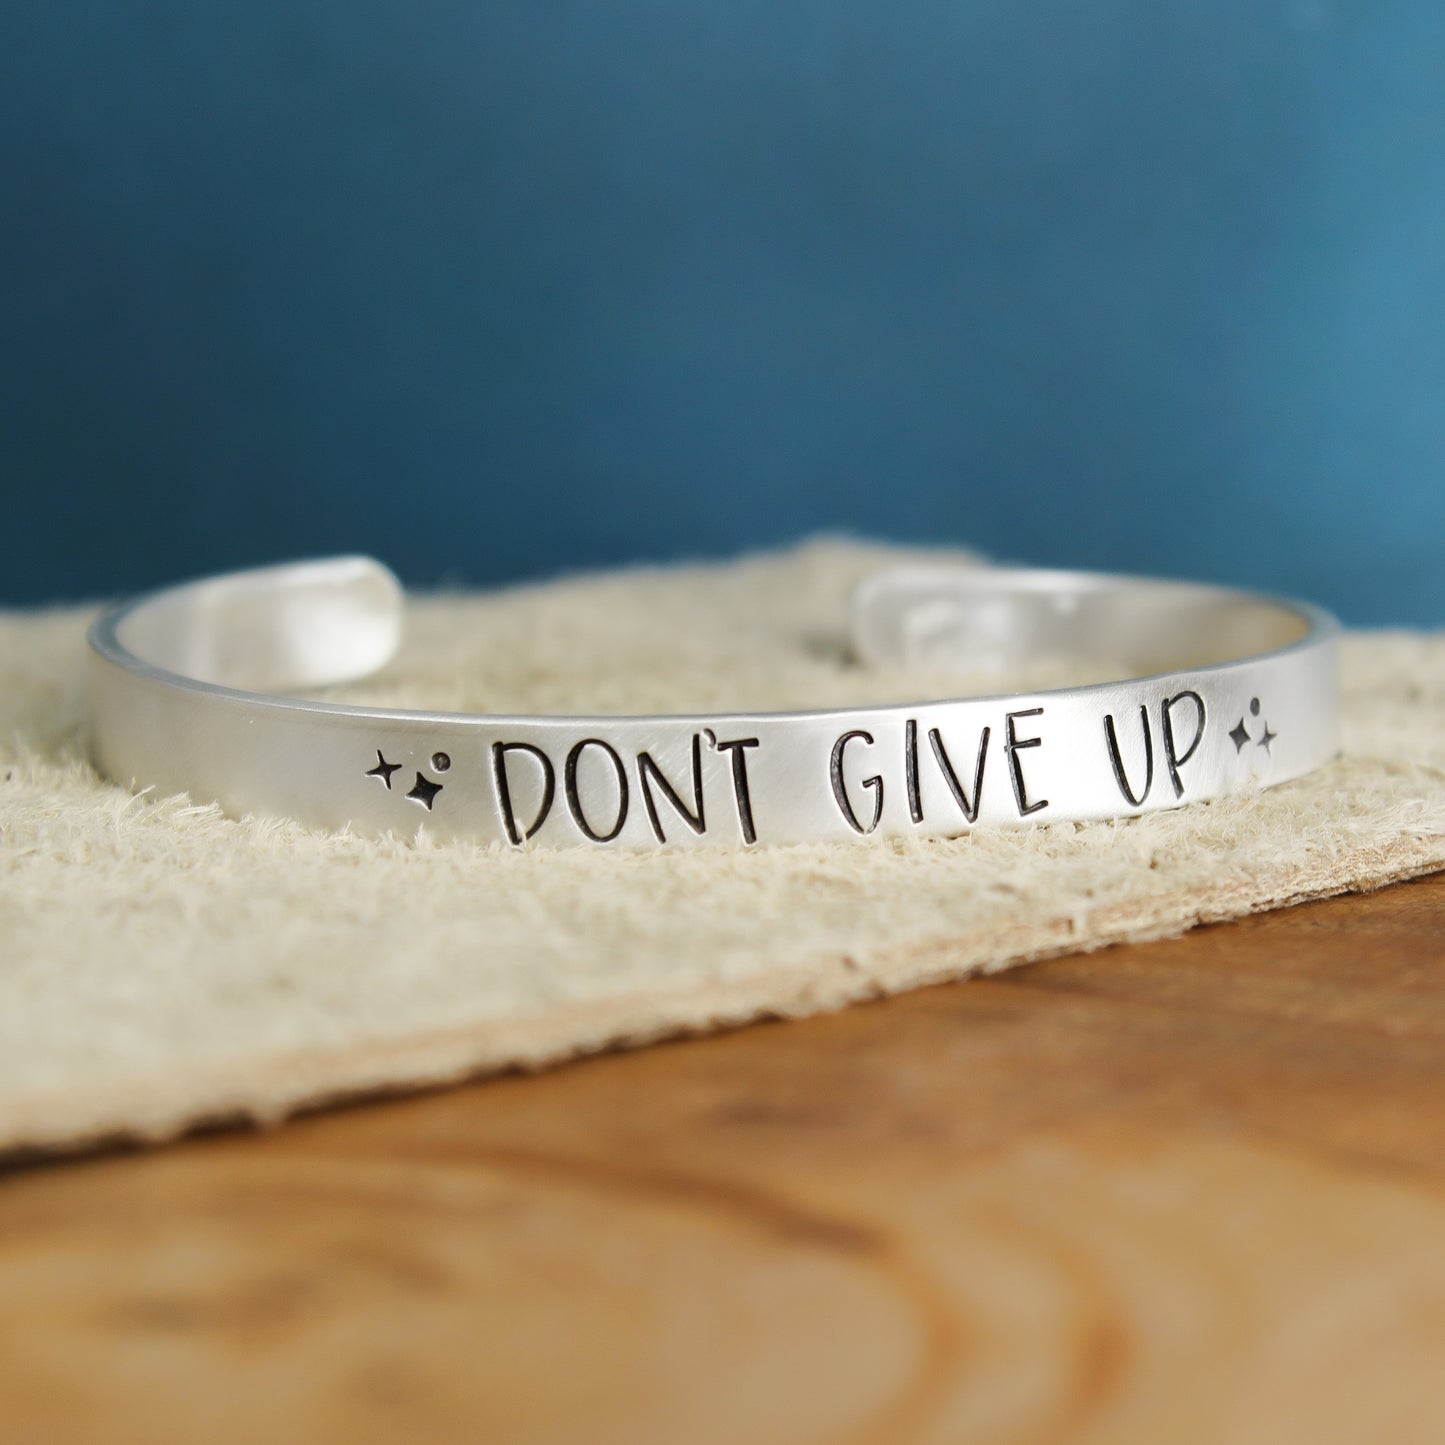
87;558;1340;851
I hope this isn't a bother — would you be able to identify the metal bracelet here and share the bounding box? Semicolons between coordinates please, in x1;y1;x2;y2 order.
87;558;1341;851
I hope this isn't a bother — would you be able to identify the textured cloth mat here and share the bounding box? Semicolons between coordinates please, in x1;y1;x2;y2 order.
3;540;1444;1156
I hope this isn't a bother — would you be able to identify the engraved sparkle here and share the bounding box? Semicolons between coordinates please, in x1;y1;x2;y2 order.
1230;697;1278;758
407;771;443;809
366;750;402;789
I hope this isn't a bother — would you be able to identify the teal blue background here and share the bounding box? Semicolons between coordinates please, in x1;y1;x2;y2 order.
2;2;1442;621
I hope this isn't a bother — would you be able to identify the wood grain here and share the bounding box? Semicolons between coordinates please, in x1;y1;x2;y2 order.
4;873;1445;1444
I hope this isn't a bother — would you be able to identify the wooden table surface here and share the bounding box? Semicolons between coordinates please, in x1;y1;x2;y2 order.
4;872;1445;1444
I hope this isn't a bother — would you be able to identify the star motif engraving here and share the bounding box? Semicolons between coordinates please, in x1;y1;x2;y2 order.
407;771;443;810
1257;724;1277;754
1229;719;1251;753
366;750;402;789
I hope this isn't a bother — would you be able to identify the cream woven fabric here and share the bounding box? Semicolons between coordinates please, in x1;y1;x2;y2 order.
2;540;1443;1155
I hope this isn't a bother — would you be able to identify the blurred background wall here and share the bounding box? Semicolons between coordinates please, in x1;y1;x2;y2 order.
2;0;1442;622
